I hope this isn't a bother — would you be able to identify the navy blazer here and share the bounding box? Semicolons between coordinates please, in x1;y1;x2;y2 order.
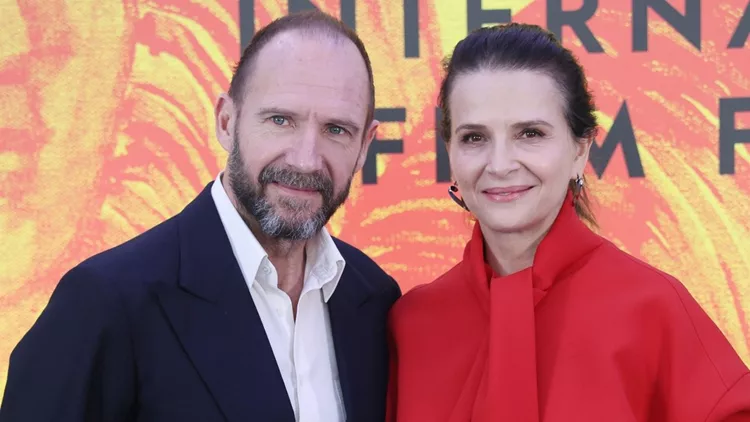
0;183;401;422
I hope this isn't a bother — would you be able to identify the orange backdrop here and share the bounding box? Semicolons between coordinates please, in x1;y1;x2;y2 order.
1;0;749;400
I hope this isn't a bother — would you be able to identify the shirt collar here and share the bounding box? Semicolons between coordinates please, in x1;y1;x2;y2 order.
210;172;345;302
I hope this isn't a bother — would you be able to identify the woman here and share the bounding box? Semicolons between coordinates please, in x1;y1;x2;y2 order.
386;23;750;421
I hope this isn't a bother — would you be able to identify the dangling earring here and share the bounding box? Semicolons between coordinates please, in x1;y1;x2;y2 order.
448;182;470;211
573;174;584;205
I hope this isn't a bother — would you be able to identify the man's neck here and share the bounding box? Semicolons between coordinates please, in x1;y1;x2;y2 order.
247;218;308;317
223;177;308;315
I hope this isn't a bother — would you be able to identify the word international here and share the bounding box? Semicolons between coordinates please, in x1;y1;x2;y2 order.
239;0;750;184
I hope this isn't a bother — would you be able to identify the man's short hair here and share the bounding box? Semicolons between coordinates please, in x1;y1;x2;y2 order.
228;10;375;127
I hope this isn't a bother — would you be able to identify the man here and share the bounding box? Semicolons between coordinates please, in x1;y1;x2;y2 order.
0;10;401;422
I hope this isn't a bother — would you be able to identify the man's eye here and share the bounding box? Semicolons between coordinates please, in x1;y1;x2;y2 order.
328;126;345;135
271;116;287;125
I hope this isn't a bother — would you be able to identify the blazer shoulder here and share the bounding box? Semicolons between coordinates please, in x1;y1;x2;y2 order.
79;215;180;286
27;216;184;345
333;237;400;295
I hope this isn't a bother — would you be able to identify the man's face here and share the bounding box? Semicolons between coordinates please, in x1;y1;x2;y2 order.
217;30;378;240
227;130;352;240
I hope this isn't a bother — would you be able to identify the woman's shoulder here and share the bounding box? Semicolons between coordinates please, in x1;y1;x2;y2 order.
585;240;748;378
582;240;715;318
584;237;688;293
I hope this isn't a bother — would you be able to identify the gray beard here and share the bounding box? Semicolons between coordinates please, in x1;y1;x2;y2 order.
226;138;352;240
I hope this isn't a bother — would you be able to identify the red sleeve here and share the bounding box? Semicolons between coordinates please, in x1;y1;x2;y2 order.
706;372;750;421
657;275;750;421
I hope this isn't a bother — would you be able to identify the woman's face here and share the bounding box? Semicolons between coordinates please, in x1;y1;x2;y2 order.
447;69;590;234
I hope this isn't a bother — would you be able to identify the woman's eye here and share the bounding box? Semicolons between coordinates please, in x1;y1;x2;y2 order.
520;128;543;138
461;133;483;143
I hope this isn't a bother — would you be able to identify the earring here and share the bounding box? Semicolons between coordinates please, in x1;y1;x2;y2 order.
573;174;584;204
575;174;584;190
448;182;470;211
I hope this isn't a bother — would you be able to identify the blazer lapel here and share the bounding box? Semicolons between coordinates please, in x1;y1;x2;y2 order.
157;183;294;422
327;257;380;421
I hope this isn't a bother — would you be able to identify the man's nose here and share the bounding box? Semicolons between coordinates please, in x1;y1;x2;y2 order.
286;124;325;172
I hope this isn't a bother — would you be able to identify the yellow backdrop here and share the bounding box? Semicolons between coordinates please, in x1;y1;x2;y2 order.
1;0;749;400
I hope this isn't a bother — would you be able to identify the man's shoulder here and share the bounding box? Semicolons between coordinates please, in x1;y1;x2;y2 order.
77;215;181;287
79;182;218;281
332;236;386;275
332;236;400;293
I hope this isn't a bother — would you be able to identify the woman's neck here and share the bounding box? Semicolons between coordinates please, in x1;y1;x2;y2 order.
482;229;544;276
480;207;561;277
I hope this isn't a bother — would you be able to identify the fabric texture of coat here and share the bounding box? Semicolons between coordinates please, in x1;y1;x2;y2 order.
387;191;750;421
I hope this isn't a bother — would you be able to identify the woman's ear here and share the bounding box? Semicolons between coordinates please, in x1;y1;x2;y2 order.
571;131;595;179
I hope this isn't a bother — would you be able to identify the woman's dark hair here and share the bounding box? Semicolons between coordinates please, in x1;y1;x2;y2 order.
438;22;598;227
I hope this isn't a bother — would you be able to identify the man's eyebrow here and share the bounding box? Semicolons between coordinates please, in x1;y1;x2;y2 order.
327;117;361;134
256;107;300;118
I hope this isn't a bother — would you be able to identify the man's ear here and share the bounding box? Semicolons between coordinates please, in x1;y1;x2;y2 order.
354;119;380;174
214;93;237;153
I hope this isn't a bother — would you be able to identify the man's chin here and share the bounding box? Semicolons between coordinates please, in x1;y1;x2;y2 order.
271;197;323;215
262;221;322;241
271;206;324;221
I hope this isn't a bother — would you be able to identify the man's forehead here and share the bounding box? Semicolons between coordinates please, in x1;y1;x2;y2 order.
255;29;366;72
265;27;343;49
242;29;370;116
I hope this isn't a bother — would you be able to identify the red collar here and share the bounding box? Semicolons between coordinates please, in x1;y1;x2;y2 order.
461;190;604;312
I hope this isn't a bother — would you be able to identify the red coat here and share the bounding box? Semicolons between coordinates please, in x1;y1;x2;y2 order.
387;195;750;421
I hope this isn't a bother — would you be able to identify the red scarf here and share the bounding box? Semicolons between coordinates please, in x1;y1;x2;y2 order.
455;191;602;421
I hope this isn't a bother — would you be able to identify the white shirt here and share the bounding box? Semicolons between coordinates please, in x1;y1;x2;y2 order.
210;173;346;422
